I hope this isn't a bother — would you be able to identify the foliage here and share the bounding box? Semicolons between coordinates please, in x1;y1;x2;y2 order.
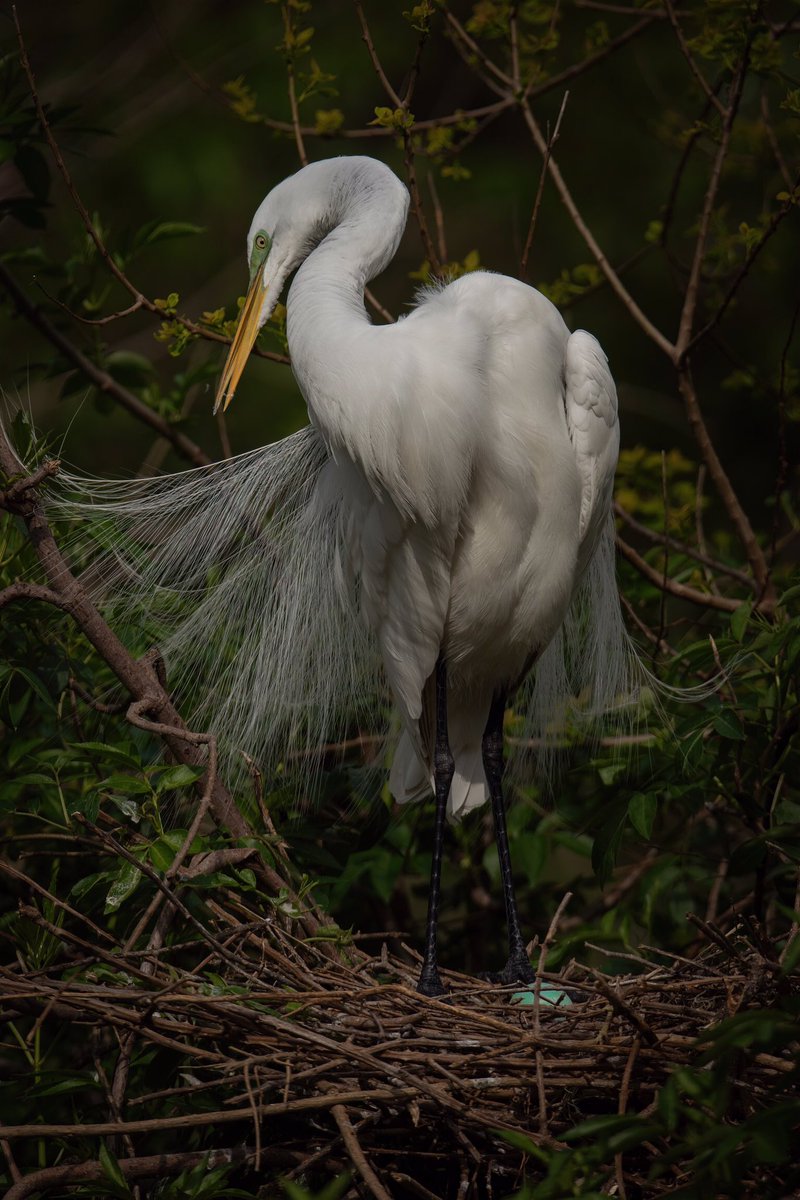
1;0;799;1195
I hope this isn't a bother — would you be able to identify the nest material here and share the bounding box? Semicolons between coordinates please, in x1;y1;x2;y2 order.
1;888;796;1200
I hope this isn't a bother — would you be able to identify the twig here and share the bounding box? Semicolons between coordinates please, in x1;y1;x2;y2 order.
354;0;403;107
663;0;725;116
590;972;658;1046
520;91;569;279
0;262;212;470
283;4;309;167
520;100;675;360
332;1104;393;1200
615;534;743;613
614;500;752;589
4;1149;254;1200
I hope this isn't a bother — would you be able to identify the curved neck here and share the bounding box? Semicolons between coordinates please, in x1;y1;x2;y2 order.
287;161;408;344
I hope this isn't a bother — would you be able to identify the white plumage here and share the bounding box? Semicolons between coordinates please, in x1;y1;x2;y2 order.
232;156;619;821
49;155;633;992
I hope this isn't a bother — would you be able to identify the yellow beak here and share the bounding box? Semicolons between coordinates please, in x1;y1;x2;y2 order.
213;270;268;414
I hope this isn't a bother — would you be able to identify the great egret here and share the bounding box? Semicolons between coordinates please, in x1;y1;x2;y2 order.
210;155;622;996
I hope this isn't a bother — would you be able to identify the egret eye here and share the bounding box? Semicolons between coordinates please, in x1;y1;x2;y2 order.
255;233;267;250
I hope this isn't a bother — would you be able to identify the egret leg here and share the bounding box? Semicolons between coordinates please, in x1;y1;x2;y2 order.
483;692;536;985
416;656;454;998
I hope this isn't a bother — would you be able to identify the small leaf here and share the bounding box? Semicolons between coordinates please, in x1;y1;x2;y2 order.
713;708;745;740
628;792;656;840
730;601;753;642
104;861;142;913
155;764;204;792
99;1142;130;1192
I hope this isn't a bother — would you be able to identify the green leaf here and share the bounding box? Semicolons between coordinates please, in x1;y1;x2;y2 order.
730;601;753;642
104;861;142;913
101;773;151;795
155;764;204;792
133;219;204;250
99;1142;130;1193
70;742;142;767
713;708;745;740
628;792;656;840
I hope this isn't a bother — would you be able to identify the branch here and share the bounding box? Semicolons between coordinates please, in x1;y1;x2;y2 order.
283;4;309;166
676;367;774;605
332;1104;393;1200
354;0;403;107
676;49;749;357
520;91;569;278
663;0;725;117
0;422;323;936
613;500;755;590
520;99;676;359
615;533;745;614
4;1149;254;1200
0;262;212;469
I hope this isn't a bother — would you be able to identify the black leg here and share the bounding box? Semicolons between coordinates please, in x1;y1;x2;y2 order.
482;692;535;985
416;656;454;997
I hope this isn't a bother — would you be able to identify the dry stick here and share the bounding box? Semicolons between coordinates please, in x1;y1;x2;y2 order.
0;1089;413;1141
332;1104;393;1200
614;1036;641;1200
613;500;752;589
520;91;569;279
615;534;742;614
0;263;212;470
590;972;658;1047
519;101;675;360
4;1148;254;1200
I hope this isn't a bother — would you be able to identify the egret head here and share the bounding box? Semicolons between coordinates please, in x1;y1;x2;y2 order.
213;156;408;414
213;161;343;415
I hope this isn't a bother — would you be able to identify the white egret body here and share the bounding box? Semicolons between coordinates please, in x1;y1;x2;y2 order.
214;156;621;993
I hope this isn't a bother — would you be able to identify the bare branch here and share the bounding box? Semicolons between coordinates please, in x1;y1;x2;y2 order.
283;4;309;167
616;533;746;614
354;0;403;108
520;100;676;359
520;91;569;279
663;0;726;117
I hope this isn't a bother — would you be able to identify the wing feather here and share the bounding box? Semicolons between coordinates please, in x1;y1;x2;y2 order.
564;330;620;572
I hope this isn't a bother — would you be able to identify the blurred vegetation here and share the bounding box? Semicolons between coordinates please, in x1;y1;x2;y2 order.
1;0;800;1196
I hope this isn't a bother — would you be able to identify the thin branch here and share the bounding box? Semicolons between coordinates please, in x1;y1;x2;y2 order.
354;0;403;108
615;533;744;614
676;50;749;357
676;367;774;605
0;262;212;469
613;500;754;589
283;4;309;167
663;0;725;117
520;91;569;278
520;100;676;360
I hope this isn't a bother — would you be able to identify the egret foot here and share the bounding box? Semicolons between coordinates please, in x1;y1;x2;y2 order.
416;965;448;997
480;951;536;986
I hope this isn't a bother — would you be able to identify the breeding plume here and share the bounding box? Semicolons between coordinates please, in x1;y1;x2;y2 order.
52;156;632;997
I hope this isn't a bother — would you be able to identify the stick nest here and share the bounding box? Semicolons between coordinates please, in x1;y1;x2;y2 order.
2;882;797;1200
